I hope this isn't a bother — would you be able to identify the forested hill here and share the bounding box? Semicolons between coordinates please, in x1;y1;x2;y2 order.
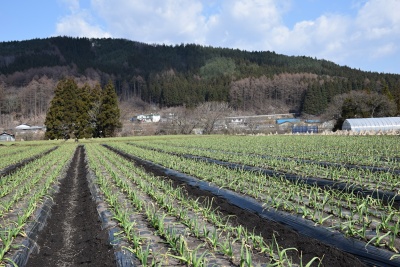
0;36;399;117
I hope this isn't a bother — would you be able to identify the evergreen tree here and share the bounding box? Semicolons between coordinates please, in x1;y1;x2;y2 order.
302;82;320;115
381;80;394;101
74;83;93;138
45;79;121;139
302;82;329;115
45;78;79;139
97;81;122;137
87;83;102;137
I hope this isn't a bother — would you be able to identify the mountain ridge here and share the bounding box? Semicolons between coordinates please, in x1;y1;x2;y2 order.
0;36;399;129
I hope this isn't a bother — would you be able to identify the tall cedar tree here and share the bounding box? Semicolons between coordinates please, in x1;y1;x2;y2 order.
87;84;102;136
45;79;121;139
45;78;79;139
75;84;93;138
97;81;122;137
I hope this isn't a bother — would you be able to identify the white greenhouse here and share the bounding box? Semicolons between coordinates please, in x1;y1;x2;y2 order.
342;117;400;132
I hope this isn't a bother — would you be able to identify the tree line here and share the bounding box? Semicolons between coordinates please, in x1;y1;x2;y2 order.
44;78;121;139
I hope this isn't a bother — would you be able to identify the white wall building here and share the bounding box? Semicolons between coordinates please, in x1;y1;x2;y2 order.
136;114;161;123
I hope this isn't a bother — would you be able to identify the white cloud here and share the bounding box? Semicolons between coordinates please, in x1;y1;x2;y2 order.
55;0;111;38
354;0;400;46
371;43;398;59
229;0;282;26
91;0;207;44
264;13;352;65
56;14;111;38
60;0;80;13
262;0;400;71
356;0;400;28
202;0;289;50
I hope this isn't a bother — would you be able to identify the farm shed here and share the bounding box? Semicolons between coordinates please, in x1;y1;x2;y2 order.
0;132;15;141
305;119;321;123
15;124;45;132
276;118;300;124
342;117;400;132
15;124;31;130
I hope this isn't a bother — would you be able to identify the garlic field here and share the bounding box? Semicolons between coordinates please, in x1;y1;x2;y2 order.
1;135;399;266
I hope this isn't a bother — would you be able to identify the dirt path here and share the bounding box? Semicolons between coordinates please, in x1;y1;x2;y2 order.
27;146;116;266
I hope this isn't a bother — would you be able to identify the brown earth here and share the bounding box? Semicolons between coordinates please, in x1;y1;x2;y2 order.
27;146;116;267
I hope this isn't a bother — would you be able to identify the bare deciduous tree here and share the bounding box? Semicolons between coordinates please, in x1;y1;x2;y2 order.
171;106;200;134
195;101;231;134
323;90;397;130
230;73;316;114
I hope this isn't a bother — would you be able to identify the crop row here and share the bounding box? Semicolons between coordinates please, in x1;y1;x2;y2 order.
107;142;400;259
0;144;77;266
85;143;322;266
131;141;400;196
142;135;400;168
0;145;56;172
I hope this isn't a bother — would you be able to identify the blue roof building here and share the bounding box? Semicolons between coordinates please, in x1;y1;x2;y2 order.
276;118;300;124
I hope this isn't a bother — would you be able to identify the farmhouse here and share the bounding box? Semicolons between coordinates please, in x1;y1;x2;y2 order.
230;118;244;124
342;117;400;132
135;114;161;123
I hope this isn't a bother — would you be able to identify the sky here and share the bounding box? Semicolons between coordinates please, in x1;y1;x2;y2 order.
1;0;399;74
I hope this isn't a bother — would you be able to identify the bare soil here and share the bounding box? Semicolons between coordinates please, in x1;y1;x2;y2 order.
27;146;116;267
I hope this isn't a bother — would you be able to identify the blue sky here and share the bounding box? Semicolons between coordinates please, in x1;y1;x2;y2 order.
1;0;399;74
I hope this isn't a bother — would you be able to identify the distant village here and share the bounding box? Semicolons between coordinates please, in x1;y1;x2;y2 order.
2;112;400;142
1;112;327;141
127;113;400;136
128;112;333;135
